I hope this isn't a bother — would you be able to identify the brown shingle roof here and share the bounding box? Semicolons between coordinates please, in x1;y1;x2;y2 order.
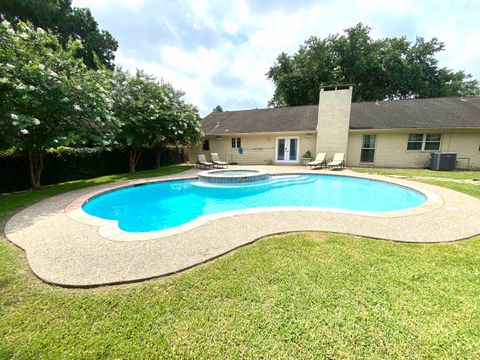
201;105;318;134
201;97;480;134
350;97;480;129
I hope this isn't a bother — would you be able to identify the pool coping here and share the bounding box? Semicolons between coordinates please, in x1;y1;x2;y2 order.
197;168;270;183
4;166;480;287
65;172;443;242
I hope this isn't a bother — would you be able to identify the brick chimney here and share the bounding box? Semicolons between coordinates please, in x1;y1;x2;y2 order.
315;84;353;158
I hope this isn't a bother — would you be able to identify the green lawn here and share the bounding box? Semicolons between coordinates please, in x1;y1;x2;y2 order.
352;167;480;180
353;167;480;198
1;166;480;358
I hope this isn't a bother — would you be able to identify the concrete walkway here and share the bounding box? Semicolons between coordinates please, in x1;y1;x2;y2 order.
5;166;480;287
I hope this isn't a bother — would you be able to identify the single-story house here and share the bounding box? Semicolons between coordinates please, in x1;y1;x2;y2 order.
190;85;480;169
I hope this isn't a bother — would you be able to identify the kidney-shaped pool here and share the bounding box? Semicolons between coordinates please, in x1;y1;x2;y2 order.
82;174;427;233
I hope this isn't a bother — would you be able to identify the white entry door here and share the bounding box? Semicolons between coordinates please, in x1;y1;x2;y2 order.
275;136;299;163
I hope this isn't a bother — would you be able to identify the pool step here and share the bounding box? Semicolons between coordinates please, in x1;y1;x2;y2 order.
191;175;315;189
269;175;314;186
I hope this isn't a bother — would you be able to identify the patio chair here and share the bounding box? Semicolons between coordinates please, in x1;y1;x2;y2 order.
210;153;228;168
306;152;327;169
197;154;214;169
327;153;345;169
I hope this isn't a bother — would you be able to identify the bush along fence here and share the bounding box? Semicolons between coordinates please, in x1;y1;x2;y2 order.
0;147;184;193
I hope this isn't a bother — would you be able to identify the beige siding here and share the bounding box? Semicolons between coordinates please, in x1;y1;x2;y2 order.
444;132;480;169
299;135;317;160
347;130;480;169
189;133;317;165
210;135;274;164
190;128;479;169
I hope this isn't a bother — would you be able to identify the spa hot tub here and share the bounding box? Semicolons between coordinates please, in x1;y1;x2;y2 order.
197;169;270;183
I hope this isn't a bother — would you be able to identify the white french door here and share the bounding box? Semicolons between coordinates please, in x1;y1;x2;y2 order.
275;136;299;163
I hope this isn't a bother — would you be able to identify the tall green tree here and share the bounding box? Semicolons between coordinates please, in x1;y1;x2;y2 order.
112;70;202;172
0;20;119;188
212;105;224;112
0;0;118;68
267;23;479;106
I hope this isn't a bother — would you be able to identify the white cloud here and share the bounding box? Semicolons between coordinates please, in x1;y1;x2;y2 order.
72;0;480;116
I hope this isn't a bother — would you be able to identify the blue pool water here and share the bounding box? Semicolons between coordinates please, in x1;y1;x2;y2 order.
83;175;426;233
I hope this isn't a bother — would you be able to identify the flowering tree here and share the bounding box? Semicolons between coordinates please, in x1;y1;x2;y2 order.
151;83;202;168
0;20;119;188
112;70;202;172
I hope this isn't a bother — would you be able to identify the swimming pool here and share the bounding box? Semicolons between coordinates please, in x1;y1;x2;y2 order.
82;174;427;233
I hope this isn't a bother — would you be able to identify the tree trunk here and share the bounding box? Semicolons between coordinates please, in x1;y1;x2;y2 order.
179;147;185;163
153;146;161;169
28;151;43;190
128;147;143;173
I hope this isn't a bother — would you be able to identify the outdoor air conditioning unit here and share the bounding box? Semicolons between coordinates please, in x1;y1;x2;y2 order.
429;152;457;171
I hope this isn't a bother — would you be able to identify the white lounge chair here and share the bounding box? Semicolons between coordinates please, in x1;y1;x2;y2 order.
197;154;214;169
210;153;228;168
306;153;327;169
327;153;345;169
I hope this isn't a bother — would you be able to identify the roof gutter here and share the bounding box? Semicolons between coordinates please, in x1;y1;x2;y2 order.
203;130;317;136
349;127;480;133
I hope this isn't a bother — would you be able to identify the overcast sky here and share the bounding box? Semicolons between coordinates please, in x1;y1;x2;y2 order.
73;0;480;116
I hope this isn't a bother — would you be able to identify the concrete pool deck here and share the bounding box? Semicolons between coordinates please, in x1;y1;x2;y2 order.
5;165;480;287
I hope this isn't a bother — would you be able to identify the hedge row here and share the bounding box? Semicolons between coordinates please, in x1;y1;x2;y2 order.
0;147;184;193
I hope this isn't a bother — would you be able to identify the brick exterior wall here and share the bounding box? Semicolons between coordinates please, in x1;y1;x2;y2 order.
315;85;353;161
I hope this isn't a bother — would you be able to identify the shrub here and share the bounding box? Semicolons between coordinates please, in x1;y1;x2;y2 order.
0;147;183;193
304;150;312;159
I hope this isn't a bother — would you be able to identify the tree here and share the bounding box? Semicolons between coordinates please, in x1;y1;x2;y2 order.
212;105;224;112
0;0;118;68
112;70;202;172
151;83;202;168
112;70;158;172
267;23;480;106
0;20;118;188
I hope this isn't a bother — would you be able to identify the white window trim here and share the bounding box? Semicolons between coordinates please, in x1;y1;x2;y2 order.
231;137;241;148
360;134;376;163
275;136;300;163
406;133;442;152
